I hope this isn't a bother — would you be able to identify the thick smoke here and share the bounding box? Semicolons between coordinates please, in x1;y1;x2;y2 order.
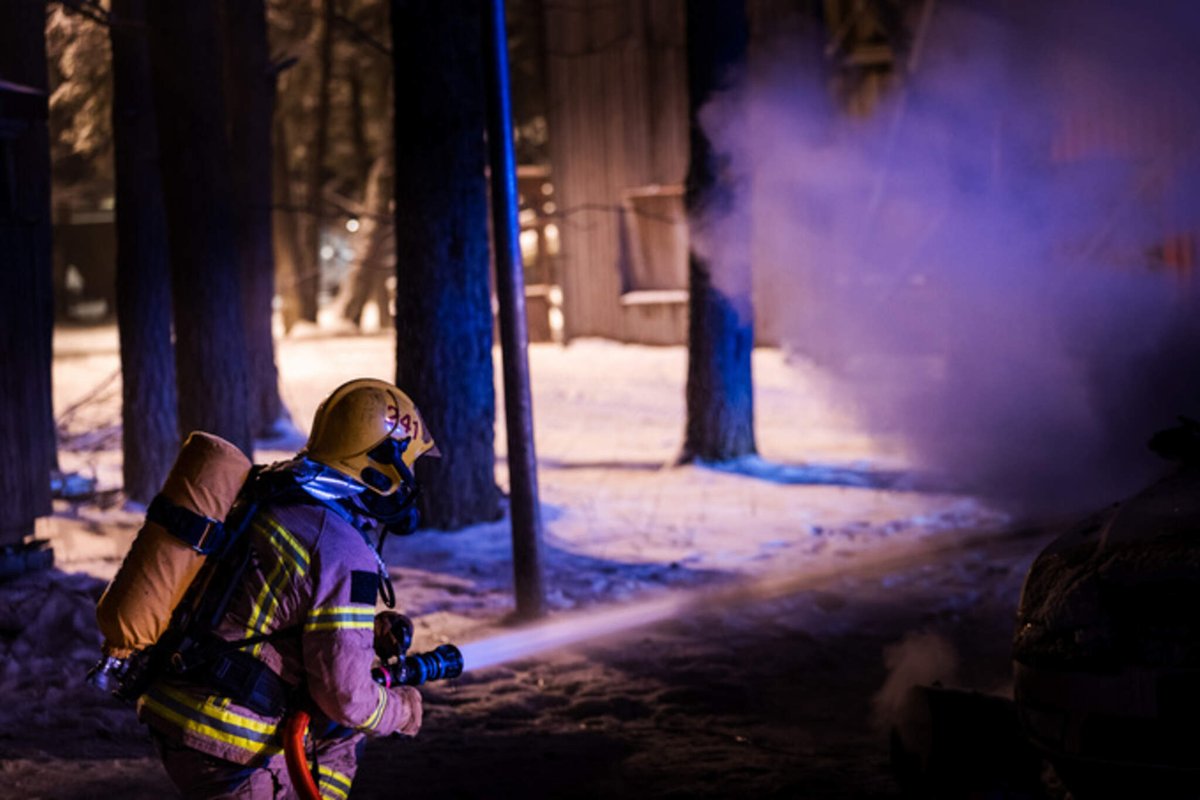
872;630;958;734
701;0;1200;514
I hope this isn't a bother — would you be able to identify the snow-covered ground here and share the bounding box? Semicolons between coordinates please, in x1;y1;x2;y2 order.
1;325;1063;798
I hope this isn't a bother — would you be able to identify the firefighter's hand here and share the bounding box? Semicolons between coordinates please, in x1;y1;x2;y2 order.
389;685;423;737
374;611;413;661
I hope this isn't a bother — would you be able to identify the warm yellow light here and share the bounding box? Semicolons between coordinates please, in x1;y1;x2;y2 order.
519;229;539;263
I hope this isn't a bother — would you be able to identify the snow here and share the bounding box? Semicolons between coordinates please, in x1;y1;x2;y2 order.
2;325;1067;798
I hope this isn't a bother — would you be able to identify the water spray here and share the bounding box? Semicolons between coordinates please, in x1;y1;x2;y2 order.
455;593;690;671
284;525;1034;800
450;524;1039;674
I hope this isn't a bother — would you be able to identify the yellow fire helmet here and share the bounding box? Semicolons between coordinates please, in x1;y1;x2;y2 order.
304;378;438;496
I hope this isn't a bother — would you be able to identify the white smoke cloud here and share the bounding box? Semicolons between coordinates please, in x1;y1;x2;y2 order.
700;0;1200;513
872;630;959;735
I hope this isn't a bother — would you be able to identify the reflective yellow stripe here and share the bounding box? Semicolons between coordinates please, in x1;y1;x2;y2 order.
140;686;281;757
141;697;279;755
156;684;278;734
304;606;375;633
359;685;388;731
243;515;312;656
258;515;311;576
304;620;374;633
307;606;375;617
317;764;353;783
245;557;289;656
316;764;353;800
320;783;348;800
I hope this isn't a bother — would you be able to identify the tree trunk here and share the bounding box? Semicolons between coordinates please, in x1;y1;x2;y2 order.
110;0;179;503
391;0;500;529
334;44;390;331
680;0;756;463
146;0;253;456
0;0;55;545
272;114;309;333
223;0;289;437
334;156;393;328
348;69;373;188
300;0;335;324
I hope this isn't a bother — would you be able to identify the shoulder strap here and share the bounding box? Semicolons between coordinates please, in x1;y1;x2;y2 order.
170;624;304;674
178;465;302;633
146;495;228;555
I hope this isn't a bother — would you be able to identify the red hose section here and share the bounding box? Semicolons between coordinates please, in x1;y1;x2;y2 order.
282;710;323;800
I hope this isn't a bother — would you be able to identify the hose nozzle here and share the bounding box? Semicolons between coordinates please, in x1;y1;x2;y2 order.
389;644;464;686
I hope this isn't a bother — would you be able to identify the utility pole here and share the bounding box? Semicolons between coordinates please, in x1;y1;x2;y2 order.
482;0;546;620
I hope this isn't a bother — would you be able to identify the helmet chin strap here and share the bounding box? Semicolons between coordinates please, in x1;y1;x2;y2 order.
358;460;420;611
362;458;422;538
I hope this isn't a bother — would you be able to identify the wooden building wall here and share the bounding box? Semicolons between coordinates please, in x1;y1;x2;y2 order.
542;0;830;345
543;0;690;343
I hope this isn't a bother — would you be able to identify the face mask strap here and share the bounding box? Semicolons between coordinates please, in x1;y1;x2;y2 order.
362;437;423;564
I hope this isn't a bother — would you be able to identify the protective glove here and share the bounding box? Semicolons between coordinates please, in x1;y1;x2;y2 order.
374;611;413;661
389;685;423;737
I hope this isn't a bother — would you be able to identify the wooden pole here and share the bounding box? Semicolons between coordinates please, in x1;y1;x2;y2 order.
483;0;546;620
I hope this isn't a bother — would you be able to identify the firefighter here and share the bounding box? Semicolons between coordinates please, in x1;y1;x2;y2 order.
138;378;438;799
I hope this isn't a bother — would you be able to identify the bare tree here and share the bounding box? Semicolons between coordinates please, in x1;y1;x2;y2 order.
333;14;395;332
680;0;757;463
271;0;322;331
223;0;289;437
391;0;500;529
272;112;311;333
110;0;179;502
332;156;394;329
300;0;336;324
146;0;252;455
0;0;55;546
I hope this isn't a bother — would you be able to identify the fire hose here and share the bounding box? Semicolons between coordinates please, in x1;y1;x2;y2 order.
283;614;463;800
282;709;321;800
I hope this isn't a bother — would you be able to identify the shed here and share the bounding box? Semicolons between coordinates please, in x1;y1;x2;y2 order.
540;0;888;345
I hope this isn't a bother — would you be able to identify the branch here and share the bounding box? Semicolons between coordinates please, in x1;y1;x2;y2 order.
270;55;301;77
54;0;111;28
271;200;390;224
331;13;392;58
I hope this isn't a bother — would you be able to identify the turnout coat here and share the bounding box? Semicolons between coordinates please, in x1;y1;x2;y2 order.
138;497;420;771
